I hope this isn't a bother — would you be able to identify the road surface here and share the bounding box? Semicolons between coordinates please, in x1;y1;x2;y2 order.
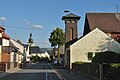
0;61;63;80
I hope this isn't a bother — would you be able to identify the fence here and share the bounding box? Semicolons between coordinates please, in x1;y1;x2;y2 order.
72;63;120;80
72;63;103;80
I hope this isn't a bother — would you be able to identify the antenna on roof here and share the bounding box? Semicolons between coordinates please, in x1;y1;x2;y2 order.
64;10;70;14
116;5;119;13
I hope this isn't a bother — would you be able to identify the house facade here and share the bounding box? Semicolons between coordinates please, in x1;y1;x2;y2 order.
70;28;120;69
10;39;24;64
0;26;11;62
62;13;120;69
83;13;120;42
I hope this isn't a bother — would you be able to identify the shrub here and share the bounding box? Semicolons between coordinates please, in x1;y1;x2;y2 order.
30;55;40;61
73;61;90;64
92;51;120;64
111;63;120;68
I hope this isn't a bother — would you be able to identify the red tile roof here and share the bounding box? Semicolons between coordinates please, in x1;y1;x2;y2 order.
2;32;10;40
86;13;120;32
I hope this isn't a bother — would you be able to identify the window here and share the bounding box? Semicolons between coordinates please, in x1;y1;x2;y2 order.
70;28;73;40
87;52;93;60
0;38;2;45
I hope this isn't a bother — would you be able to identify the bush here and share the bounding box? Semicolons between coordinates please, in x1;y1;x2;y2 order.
92;51;120;64
30;55;40;61
111;63;120;68
73;61;90;64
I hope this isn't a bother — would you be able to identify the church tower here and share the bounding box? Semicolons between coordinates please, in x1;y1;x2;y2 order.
28;33;34;46
62;13;80;43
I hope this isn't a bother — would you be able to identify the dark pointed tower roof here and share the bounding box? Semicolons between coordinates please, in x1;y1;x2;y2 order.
62;13;80;20
28;33;33;43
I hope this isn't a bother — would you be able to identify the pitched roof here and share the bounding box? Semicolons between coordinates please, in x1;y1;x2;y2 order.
62;13;80;20
9;41;19;52
2;32;10;40
65;38;78;48
71;28;120;53
16;39;23;45
86;13;120;33
40;48;48;53
40;48;53;55
29;46;41;54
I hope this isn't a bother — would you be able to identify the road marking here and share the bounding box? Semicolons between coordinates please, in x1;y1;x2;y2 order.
46;71;48;80
48;63;65;80
45;64;48;80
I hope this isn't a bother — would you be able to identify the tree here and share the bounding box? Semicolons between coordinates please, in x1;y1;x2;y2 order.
49;28;65;64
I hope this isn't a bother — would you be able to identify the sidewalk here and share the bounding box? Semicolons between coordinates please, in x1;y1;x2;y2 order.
51;64;96;80
0;67;21;79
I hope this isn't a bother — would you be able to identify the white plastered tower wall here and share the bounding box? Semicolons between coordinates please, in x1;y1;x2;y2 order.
70;28;120;69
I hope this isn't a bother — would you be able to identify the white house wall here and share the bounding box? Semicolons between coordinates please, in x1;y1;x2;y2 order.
2;38;9;46
70;28;120;68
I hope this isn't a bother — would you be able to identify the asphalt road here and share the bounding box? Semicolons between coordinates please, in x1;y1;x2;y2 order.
0;61;62;80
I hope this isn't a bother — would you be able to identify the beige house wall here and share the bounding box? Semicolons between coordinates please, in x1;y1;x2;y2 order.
70;28;120;69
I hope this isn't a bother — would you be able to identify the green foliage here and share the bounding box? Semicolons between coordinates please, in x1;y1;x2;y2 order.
49;27;65;47
30;55;40;61
109;63;120;79
73;61;90;64
49;27;65;64
111;63;120;68
92;51;120;64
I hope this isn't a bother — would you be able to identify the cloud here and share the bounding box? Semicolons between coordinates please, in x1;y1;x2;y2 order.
0;17;7;22
23;19;30;25
32;25;44;29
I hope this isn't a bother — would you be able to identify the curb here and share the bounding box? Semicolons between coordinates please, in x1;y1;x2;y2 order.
48;63;66;80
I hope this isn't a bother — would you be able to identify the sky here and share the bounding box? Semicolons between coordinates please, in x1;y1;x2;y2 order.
0;0;119;48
